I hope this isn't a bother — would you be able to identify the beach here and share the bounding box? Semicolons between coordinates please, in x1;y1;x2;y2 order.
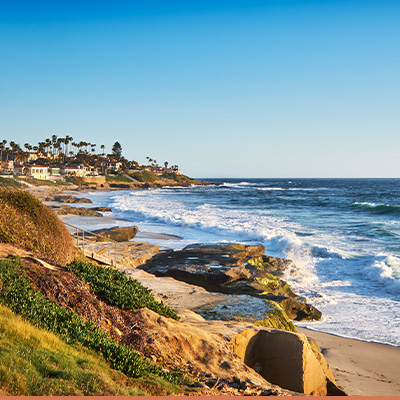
36;181;400;396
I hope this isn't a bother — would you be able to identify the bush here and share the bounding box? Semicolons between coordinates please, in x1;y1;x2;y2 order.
65;260;178;320
0;189;74;266
0;257;180;383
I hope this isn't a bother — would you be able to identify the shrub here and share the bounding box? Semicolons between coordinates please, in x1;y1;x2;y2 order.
0;189;74;266
65;260;179;320
0;257;181;383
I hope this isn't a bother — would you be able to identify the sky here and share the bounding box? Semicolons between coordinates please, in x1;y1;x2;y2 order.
0;0;399;178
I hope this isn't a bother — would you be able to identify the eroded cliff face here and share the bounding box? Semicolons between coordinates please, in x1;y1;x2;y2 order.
231;328;346;396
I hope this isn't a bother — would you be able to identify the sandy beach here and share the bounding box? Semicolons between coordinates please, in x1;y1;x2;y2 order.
36;187;400;396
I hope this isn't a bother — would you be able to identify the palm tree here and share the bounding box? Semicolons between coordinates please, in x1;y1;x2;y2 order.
101;144;105;156
0;140;6;163
65;135;73;158
45;138;51;155
51;135;57;156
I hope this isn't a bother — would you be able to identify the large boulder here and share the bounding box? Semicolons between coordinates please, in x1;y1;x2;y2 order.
51;195;92;203
231;328;346;396
92;226;138;242
53;205;103;217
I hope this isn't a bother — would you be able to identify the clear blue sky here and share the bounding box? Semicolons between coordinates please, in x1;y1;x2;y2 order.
1;0;399;178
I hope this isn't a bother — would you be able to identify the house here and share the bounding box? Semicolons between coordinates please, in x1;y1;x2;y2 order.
0;160;14;172
14;164;50;180
61;164;95;177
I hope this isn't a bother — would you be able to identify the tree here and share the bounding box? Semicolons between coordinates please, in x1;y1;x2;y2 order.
101;144;105;156
0;140;6;162
112;142;122;159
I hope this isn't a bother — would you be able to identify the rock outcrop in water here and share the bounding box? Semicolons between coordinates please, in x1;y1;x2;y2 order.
139;243;321;323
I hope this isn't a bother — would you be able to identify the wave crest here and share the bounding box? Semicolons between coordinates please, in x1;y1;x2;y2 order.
352;202;400;215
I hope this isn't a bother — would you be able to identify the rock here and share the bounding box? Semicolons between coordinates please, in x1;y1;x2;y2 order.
130;308;293;395
52;195;92;203
109;183;131;189
92;207;112;212
280;297;322;321
92;226;138;242
255;300;296;332
53;205;103;217
231;328;345;396
140;243;321;322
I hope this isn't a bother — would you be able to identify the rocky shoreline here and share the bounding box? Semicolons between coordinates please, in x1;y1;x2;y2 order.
24;184;400;396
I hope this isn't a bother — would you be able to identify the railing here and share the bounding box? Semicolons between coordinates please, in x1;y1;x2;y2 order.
63;221;125;266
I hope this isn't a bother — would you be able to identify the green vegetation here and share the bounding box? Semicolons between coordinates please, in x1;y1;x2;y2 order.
0;304;179;395
105;175;131;183
22;178;70;186
0;176;23;189
160;172;193;182
256;274;295;297
256;300;296;332
0;189;74;266
65;260;179;320
0;257;181;386
129;170;156;182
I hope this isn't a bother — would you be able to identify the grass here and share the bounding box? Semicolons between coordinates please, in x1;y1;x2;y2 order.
65;260;179;320
0;256;182;386
128;171;156;182
105;175;131;183
0;304;181;395
0;189;74;266
160;172;193;182
0;176;23;189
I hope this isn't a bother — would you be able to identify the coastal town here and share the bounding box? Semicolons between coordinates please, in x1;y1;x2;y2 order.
0;136;182;184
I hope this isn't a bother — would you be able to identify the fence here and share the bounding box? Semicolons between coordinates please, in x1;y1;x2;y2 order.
63;221;125;266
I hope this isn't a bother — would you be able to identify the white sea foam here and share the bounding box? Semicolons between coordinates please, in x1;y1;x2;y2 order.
364;255;400;294
257;187;319;191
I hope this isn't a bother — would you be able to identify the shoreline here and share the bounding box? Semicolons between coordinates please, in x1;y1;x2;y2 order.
26;183;400;396
297;327;400;396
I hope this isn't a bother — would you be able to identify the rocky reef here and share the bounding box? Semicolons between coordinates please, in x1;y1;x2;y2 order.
139;243;321;324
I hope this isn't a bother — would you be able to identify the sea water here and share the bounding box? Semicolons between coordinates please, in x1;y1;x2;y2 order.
75;178;400;346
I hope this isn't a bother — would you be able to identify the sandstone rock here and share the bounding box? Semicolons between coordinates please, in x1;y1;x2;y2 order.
92;206;112;212
109;183;131;189
280;297;322;321
231;328;345;396
53;205;103;217
141;243;321;322
130;308;293;395
92;226;138;242
256;300;296;332
52;195;92;203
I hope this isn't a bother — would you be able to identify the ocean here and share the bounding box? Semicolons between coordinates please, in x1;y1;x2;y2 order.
72;178;400;347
